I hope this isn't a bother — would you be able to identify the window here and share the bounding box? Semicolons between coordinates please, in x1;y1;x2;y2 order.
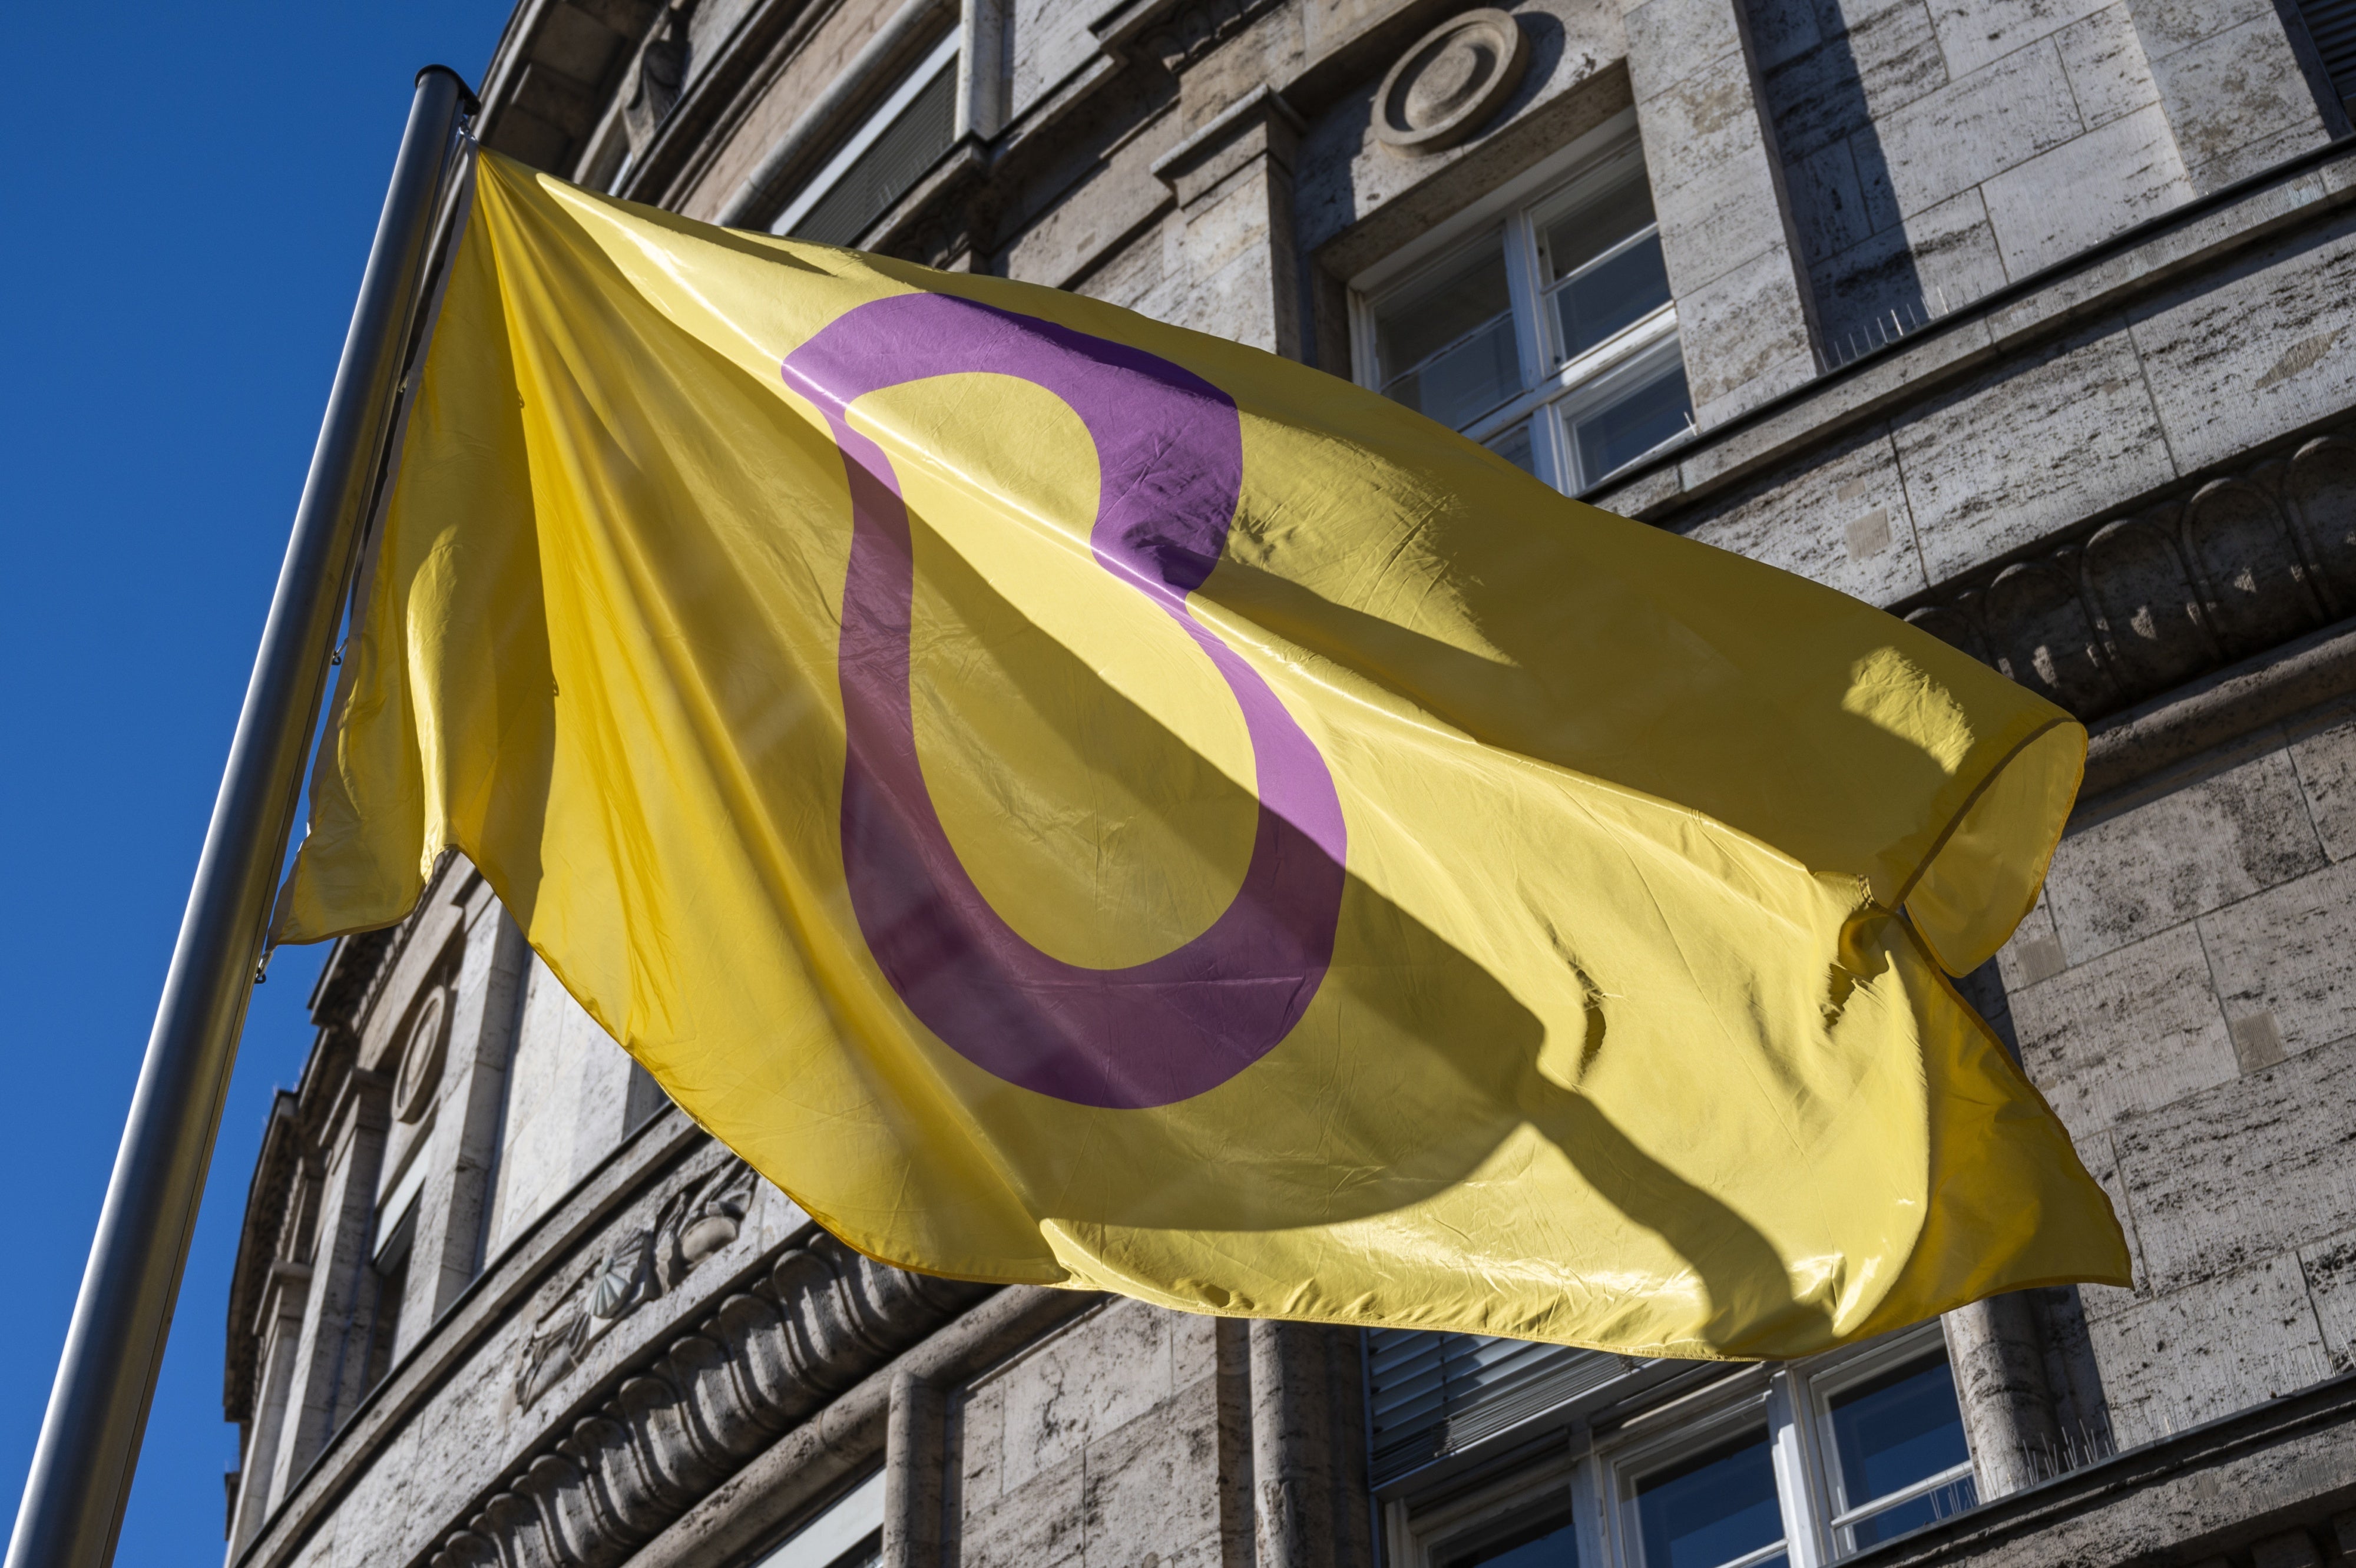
1447;1500;1581;1567
1811;1349;1977;1553
626;1061;674;1132
2288;0;2356;125
1401;1454;1586;1568
329;1195;415;1433
1351;125;1693;494
1385;1326;1978;1568
359;1213;413;1397
772;33;959;249
1368;1328;1646;1487
749;1468;885;1568
1627;1427;1786;1568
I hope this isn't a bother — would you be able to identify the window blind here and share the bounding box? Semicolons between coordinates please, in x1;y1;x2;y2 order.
2296;0;2356;114
792;61;958;249
1366;1330;1643;1487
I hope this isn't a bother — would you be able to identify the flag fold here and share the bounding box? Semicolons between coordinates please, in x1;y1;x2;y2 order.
280;150;2128;1358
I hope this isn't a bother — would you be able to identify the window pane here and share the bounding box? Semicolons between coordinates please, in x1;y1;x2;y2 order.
792;61;957;248
824;1532;882;1568
1541;171;1657;281
1551;234;1672;360
1632;1429;1783;1568
1378;242;1512;375
1828;1356;1973;1510
1444;1504;1580;1567
1376;243;1519;428
755;1470;886;1568
1486;421;1537;476
1387;313;1521;430
362;1249;408;1394
1847;1475;1978;1550
1569;356;1692;485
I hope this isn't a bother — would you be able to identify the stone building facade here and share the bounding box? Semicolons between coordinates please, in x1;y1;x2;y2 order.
220;0;2356;1562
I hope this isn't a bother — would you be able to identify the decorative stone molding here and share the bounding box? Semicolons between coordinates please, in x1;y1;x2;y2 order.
621;4;693;153
1093;0;1287;74
515;1157;761;1407
391;984;452;1123
1150;85;1305;207
427;1230;991;1568
226;1093;312;1427
1907;431;2356;725
1372;9;1529;153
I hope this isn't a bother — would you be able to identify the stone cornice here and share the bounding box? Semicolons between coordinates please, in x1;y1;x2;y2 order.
1904;426;2356;732
234;1109;713;1568
424;1228;990;1567
2080;616;2356;805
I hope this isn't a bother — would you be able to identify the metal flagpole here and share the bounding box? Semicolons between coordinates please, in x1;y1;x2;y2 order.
7;65;477;1568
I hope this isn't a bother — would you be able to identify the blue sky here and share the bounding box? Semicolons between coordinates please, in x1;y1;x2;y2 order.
0;6;510;1559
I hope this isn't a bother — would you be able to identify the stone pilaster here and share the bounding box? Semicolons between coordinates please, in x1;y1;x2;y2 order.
226;1264;311;1554
884;1369;949;1567
403;890;532;1341
1151;87;1308;358
266;1068;392;1508
1248;1319;1372;1568
1623;0;1818;424
2125;0;2338;190
1945;1292;2066;1498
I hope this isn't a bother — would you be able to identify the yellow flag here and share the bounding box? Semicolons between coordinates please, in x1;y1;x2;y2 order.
280;151;2129;1358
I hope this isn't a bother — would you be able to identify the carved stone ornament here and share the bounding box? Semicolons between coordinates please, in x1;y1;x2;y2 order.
1904;429;2356;723
514;1156;763;1408
433;1222;988;1568
1131;0;1286;73
391;986;451;1124
1374;8;1529;153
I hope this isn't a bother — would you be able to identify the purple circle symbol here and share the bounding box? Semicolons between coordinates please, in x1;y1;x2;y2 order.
782;295;1346;1109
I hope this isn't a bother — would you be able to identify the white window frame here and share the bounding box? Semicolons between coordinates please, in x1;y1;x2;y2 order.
1345;110;1693;495
1387;1325;1968;1568
1597;1369;1792;1568
1798;1328;1978;1557
750;1467;886;1567
770;30;962;239
1386;1448;1581;1568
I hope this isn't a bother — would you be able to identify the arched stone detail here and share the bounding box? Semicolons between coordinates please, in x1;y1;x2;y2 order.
2282;435;2356;613
1898;418;2356;722
2181;476;2325;657
1981;559;2119;716
1904;601;1988;661
426;1232;988;1568
2080;510;2215;697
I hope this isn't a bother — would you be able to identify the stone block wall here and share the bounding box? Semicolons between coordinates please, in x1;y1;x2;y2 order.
954;1299;1239;1568
2001;699;2356;1445
1747;0;2335;363
1626;0;1821;424
481;954;644;1259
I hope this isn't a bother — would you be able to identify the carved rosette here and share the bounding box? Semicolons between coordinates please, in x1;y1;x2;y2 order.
391;985;452;1123
1374;9;1530;153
